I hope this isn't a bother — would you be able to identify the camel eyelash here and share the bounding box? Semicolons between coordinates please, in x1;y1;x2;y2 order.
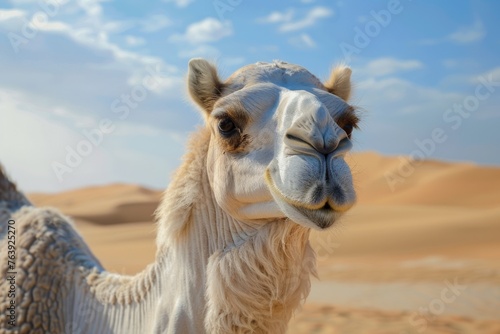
335;107;360;130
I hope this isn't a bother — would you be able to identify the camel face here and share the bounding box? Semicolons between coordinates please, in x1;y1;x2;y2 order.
188;59;358;230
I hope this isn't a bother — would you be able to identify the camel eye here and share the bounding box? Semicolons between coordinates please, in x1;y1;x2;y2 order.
218;118;237;136
342;123;353;139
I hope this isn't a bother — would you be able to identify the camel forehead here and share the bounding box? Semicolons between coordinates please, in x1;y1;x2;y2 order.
227;60;324;89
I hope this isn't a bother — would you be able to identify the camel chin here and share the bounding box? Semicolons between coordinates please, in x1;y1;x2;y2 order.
274;197;342;230
265;163;355;230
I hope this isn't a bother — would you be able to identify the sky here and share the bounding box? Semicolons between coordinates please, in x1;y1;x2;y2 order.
0;0;499;193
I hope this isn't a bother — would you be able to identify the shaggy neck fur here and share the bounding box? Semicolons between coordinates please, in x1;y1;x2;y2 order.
68;128;316;334
155;127;316;333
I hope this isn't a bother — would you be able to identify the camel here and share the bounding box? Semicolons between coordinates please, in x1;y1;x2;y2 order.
0;58;359;334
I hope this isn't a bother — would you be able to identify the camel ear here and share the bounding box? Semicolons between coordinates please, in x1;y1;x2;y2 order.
324;65;352;101
188;58;224;113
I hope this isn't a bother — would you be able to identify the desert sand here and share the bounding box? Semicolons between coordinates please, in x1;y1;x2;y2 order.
28;152;500;333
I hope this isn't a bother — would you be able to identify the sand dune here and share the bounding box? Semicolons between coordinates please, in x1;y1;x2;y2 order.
27;152;500;333
29;184;162;225
347;152;500;207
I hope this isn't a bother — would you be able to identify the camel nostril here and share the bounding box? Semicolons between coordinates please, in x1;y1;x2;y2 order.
285;133;306;144
284;132;317;151
321;202;331;210
285;130;339;156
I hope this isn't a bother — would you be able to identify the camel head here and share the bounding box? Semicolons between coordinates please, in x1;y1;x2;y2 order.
188;59;358;230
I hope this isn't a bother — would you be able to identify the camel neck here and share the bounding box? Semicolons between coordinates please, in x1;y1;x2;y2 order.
150;128;315;333
150;129;266;332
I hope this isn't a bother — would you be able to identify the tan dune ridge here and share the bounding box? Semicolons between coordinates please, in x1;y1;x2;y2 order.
26;152;500;333
347;152;500;207
29;184;162;225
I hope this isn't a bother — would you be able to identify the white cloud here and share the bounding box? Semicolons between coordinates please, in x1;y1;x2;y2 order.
101;20;133;34
163;0;193;7
0;2;165;71
258;9;294;24
140;14;172;33
259;6;333;32
5;13;178;80
77;0;105;17
0;9;25;21
418;19;486;46
0;5;132;64
472;66;500;85
30;19;72;33
0;3;186;129
448;19;485;44
282;12;327;32
288;33;316;48
169;18;232;44
127;70;183;95
356;57;424;78
357;77;459;110
125;35;146;47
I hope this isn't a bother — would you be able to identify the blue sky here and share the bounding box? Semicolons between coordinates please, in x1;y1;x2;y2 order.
0;0;499;192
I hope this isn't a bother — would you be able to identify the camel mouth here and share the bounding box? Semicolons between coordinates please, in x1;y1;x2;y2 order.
288;201;342;230
268;198;343;230
264;169;344;230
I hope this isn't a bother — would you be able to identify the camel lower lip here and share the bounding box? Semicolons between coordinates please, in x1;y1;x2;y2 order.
293;205;337;229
